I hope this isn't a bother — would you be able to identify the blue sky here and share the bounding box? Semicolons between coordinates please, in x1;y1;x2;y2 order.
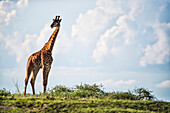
0;0;170;101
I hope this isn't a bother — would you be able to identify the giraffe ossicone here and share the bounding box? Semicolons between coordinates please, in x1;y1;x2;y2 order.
24;15;62;95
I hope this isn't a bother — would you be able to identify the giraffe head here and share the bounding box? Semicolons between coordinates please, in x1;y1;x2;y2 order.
50;16;62;28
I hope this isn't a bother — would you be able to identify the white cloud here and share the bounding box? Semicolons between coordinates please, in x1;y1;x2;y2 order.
4;31;37;63
0;0;28;25
91;0;170;65
3;23;72;63
23;34;37;53
34;23;73;54
97;79;136;88
156;80;170;88
71;0;124;46
4;32;25;63
82;0;143;63
128;0;143;21
36;24;52;49
71;0;170;66
4;9;16;25
0;0;16;25
17;0;28;9
53;29;73;54
140;23;170;66
92;34;109;63
34;23;73;55
92;13;136;62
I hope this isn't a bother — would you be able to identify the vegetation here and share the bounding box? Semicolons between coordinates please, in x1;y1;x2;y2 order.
0;84;170;112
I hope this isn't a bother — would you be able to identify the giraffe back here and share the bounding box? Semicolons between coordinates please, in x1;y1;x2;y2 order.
30;51;42;68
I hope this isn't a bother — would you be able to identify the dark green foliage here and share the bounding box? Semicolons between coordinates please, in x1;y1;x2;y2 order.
133;87;155;100
46;83;105;98
75;83;104;94
108;91;136;100
0;84;156;101
49;85;73;94
73;83;105;98
0;88;11;96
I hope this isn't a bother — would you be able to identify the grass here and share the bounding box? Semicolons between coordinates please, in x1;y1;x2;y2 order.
0;84;170;113
1;95;170;113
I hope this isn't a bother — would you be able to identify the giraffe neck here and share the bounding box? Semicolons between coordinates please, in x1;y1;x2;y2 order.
43;27;60;52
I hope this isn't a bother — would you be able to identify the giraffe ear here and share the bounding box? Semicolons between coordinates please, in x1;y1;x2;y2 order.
59;19;62;22
53;19;55;21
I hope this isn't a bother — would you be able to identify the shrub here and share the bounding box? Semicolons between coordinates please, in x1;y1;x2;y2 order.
46;83;105;98
48;85;73;94
74;83;105;98
75;83;104;93
0;88;11;96
108;91;136;100
133;88;155;100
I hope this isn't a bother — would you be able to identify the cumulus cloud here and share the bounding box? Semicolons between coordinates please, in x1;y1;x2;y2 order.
71;0;124;46
0;0;28;25
3;24;72;63
140;23;170;66
156;80;170;88
4;9;16;25
71;0;145;63
97;79;136;88
33;23;73;55
92;3;140;62
4;32;24;62
34;23;73;55
36;24;52;49
17;0;28;9
4;31;39;63
54;30;73;54
72;0;169;66
0;0;72;64
92;16;135;62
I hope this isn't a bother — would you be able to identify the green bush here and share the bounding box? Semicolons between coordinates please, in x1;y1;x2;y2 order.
0;84;157;101
133;87;155;100
48;85;73;96
43;84;157;100
50;85;73;93
0;88;11;96
75;83;104;94
73;83;105;98
108;91;136;100
46;83;105;98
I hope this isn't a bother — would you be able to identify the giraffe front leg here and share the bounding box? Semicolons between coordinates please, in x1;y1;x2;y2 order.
42;65;51;93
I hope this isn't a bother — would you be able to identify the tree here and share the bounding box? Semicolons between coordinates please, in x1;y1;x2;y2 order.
133;88;155;100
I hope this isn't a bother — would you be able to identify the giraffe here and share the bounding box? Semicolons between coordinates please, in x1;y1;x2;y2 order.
24;16;62;95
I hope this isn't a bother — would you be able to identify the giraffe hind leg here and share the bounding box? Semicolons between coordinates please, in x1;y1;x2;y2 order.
24;60;32;96
30;68;39;95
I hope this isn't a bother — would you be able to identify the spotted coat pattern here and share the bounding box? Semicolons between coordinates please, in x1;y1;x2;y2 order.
24;16;61;95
